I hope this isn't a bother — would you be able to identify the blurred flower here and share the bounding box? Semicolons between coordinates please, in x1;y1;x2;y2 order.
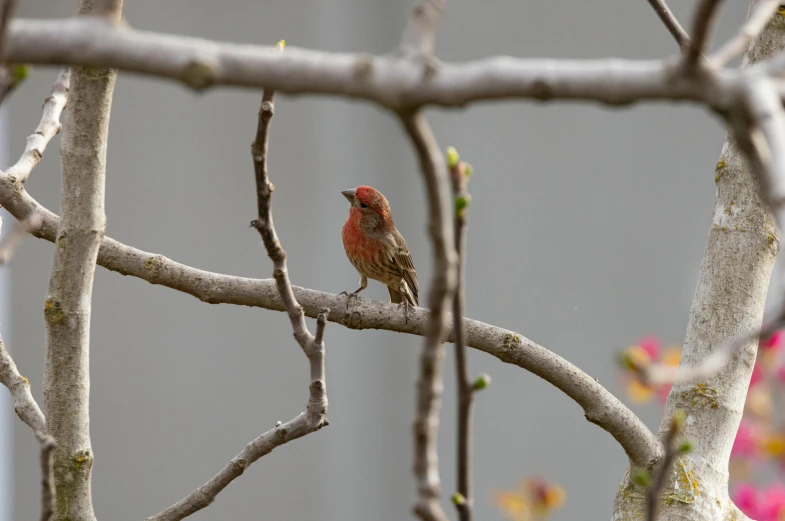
758;484;785;521
733;484;760;519
493;478;565;521
619;338;681;405
732;420;759;460
763;330;785;351
751;365;764;388
639;336;660;359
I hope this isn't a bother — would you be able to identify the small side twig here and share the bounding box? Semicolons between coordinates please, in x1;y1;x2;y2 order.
711;0;780;68
147;40;328;521
684;0;724;69
36;432;56;521
645;412;689;521
446;147;479;521
5;68;70;185
645;0;690;50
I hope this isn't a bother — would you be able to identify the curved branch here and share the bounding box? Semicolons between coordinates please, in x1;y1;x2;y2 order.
6;17;732;110
0;327;46;434
0;174;660;467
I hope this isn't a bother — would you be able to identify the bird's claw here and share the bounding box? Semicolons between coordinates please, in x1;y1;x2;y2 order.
340;290;360;310
398;300;411;324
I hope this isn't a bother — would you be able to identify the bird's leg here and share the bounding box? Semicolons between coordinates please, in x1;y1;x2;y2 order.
398;294;412;323
340;275;368;309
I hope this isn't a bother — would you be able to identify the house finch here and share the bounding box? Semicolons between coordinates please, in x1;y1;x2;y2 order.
341;186;419;312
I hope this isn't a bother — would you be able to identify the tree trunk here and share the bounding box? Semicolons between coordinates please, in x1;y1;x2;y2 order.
613;3;785;520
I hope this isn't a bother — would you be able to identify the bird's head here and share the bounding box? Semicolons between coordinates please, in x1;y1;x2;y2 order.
341;186;391;219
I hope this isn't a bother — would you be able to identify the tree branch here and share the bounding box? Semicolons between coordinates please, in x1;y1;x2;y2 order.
447;149;475;521
711;0;780;68
399;111;455;521
4;68;70;185
399;0;445;56
42;2;122;521
149;44;328;521
4;17;743;110
645;0;690;50
0;211;41;264
684;0;724;69
0;170;660;467
0;311;46;434
645;413;687;521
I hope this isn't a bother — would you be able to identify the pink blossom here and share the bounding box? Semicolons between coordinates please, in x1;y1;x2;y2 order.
750;365;764;388
732;421;758;460
655;384;671;405
639;337;660;360
734;484;760;519
758;484;785;521
776;364;785;384
763;330;785;351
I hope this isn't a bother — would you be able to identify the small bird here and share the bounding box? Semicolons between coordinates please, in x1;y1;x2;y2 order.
341;186;419;312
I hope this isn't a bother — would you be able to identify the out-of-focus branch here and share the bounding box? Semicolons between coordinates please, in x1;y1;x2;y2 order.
0;211;40;264
399;0;445;56
684;0;724;69
645;0;690;49
149;42;328;521
36;432;56;521
0;171;661;467
42;2;122;520
0;17;746;109
400;111;455;521
0;314;46;434
711;0;780;68
5;68;70;185
446;147;478;521
645;413;689;521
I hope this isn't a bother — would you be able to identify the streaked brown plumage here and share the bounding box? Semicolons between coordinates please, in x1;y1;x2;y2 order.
341;186;419;308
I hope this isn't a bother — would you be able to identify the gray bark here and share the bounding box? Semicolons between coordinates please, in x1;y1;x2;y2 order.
42;2;122;521
613;3;785;520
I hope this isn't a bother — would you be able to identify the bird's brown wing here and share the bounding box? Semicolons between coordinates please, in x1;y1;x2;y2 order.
387;230;419;306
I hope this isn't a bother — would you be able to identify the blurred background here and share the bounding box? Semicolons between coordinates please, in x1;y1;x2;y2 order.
0;1;769;520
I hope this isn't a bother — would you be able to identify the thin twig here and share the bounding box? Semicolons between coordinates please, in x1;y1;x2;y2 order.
399;0;446;56
645;0;690;49
711;0;780;68
0;316;46;434
148;42;328;521
0;170;662;467
0;211;41;264
5;68;70;185
646;413;687;521
400;111;455;521
35;432;56;521
448;150;474;521
684;0;725;69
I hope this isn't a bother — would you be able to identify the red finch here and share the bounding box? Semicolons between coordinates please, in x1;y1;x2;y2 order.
341;186;419;312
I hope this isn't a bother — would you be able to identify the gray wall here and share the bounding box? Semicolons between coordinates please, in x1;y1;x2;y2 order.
3;1;756;520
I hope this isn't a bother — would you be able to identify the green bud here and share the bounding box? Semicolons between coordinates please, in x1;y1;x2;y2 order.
632;468;650;487
446;146;460;169
11;64;29;82
276;39;286;49
452;493;466;506
455;194;472;214
464;162;473;178
671;410;687;431
473;373;491;391
679;440;693;454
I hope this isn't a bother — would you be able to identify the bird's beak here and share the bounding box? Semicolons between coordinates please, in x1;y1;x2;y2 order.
341;189;356;204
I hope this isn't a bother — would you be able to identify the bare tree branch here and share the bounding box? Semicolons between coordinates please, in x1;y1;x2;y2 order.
5;68;70;185
446;148;475;521
36;432;56;521
0;171;661;467
0;0;17;63
3;17;744;110
711;0;780;68
645;413;688;521
399;0;445;56
0;211;41;264
684;0;724;69
645;0;690;49
42;2;122;521
400;112;455;521
0;311;46;434
144;311;328;521
149;43;328;521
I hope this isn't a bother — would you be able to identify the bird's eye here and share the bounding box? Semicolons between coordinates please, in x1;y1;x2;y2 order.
360;202;368;208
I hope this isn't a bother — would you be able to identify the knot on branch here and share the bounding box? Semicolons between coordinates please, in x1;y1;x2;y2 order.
179;60;216;92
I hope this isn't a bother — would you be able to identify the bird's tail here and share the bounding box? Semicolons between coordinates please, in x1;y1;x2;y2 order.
389;286;417;306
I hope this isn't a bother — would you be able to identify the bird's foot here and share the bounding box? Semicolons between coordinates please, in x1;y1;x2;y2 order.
398;300;412;324
340;290;360;310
